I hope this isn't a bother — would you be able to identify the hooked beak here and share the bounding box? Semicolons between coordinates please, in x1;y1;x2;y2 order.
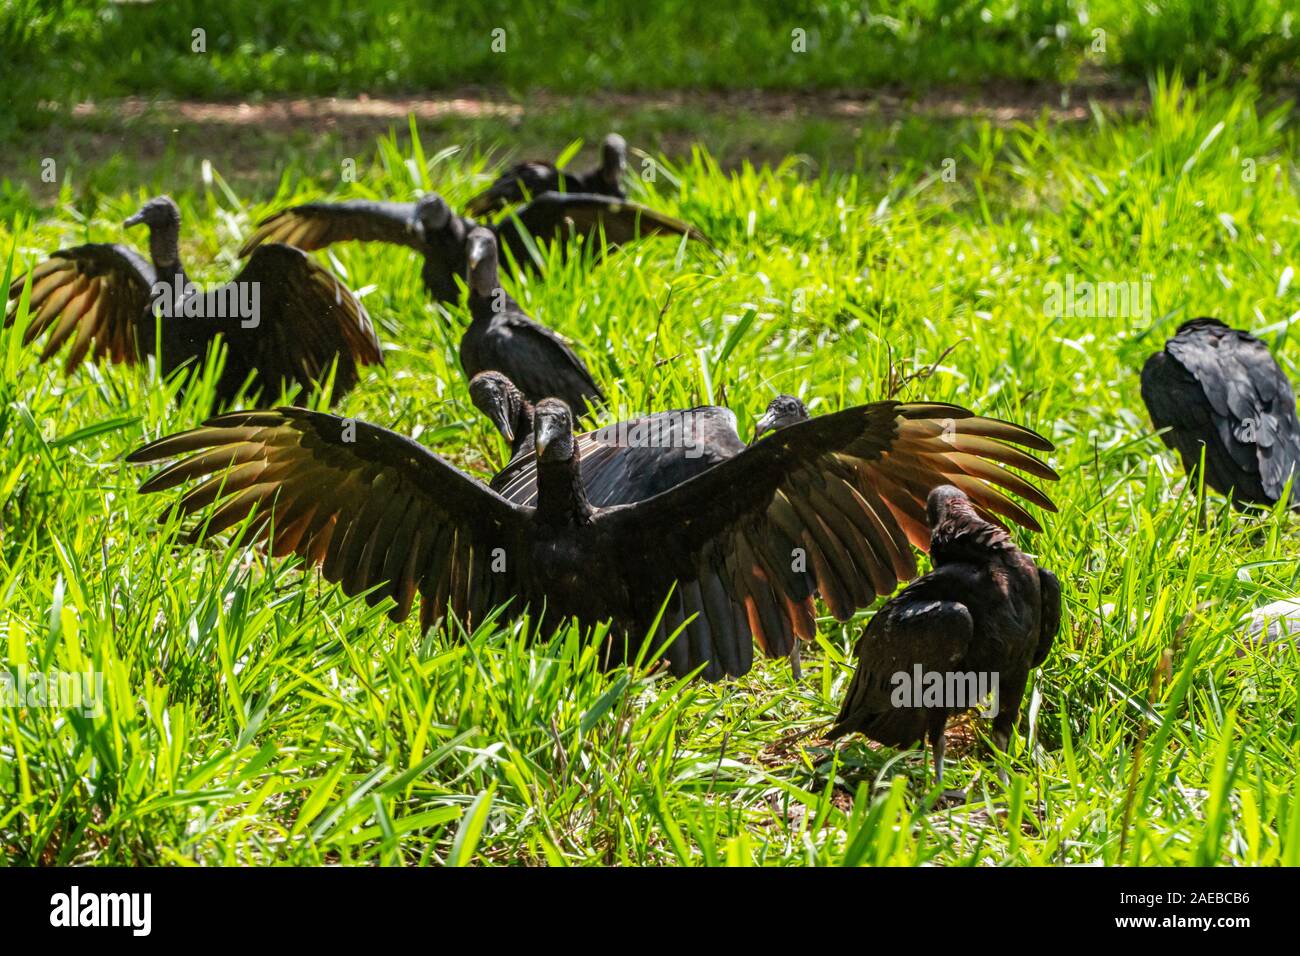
534;416;563;458
123;210;147;228
467;238;491;271
497;409;515;445
406;216;425;242
752;411;777;442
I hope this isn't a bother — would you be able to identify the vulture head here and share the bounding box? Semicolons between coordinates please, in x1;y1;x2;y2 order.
124;195;181;231
465;227;500;298
753;394;810;440
470;370;527;445
601;133;628;183
413;194;453;237
533;398;576;462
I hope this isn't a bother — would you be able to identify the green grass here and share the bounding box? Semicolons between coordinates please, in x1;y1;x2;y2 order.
2;75;1300;865
4;0;1299;138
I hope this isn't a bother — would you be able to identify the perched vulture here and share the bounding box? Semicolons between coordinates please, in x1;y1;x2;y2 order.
461;228;604;416
1141;317;1300;508
128;397;1058;682
5;196;380;407
829;485;1061;789
238;190;706;305
465;133;627;216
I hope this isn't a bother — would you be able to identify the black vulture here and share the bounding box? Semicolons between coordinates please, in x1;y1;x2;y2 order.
829;485;1061;789
484;385;808;507
5;196;380;407
465;133;627;216
1141;317;1300;508
238;190;706;305
128;397;1058;682
461;228;604;416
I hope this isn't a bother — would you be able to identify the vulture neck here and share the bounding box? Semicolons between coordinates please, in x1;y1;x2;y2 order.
146;221;184;275
535;454;592;527
468;286;517;327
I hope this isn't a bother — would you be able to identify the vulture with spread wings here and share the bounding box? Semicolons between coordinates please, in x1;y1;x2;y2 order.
5;196;380;407
465;133;628;216
1141;317;1300;509
238;188;707;305
829;485;1061;790
129;395;1058;682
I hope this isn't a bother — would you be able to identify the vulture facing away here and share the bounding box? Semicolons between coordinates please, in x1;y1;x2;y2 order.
238;189;706;305
829;485;1061;789
5;196;380;407
128;397;1059;682
465;133;628;216
461;228;604;417
1141;318;1300;509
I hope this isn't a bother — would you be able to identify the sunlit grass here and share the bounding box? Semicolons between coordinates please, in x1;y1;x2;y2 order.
1;76;1298;865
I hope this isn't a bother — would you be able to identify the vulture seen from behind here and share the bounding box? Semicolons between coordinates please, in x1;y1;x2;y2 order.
6;196;380;407
239;189;706;305
1141;317;1300;509
829;485;1061;790
461;228;604;417
129;395;1058;683
465;133;628;216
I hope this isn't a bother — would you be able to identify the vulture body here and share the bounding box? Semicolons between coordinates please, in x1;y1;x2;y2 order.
471;375;809;508
461;229;604;417
129;397;1058;683
465;133;628;216
1141;318;1300;508
6;196;380;407
239;189;705;305
829;485;1061;788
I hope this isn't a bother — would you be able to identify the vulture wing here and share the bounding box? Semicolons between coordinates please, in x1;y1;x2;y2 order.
127;408;532;633
506;193;710;254
238;201;423;257
491;407;747;507
1143;327;1300;504
5;243;154;373
1032;567;1062;668
597;402;1058;679
470;311;604;415
465;162;564;216
216;244;382;403
827;571;976;743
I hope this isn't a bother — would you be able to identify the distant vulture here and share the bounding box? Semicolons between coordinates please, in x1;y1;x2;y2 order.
460;228;604;416
465;133;628;216
829;485;1061;790
5;196;380;406
1141;318;1300;508
238;189;706;305
129;398;1058;682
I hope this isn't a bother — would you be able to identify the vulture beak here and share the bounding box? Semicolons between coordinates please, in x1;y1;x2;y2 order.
752;411;778;442
406;216;425;241
534;414;564;459
123;209;147;228
496;409;515;445
466;235;492;271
